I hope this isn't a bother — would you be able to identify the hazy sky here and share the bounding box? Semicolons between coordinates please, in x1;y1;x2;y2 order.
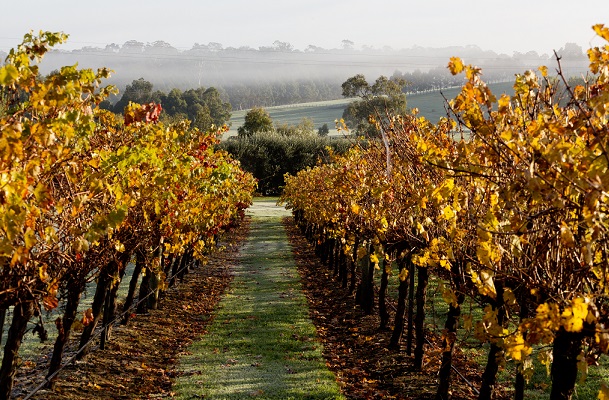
2;0;608;55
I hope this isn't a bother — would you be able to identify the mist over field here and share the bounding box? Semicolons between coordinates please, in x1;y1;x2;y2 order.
14;39;589;101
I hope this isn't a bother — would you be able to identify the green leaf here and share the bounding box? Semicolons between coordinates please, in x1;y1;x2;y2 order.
33;183;47;203
0;238;12;257
107;206;127;228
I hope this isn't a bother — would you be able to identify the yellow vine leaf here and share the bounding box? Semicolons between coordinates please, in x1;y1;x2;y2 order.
369;253;379;264
0;64;19;85
440;283;459;308
411;251;428;267
114;240;125;252
477;226;492;242
442;205;455;220
499;128;513;142
448;57;464;75
498;94;511;114
504;331;532;361
479;268;497;299
593;24;609;42
439;259;451;270
561;299;587;332
38;265;49;281
398;268;409;282
24;228;36;250
503;288;517;306
476;242;493;267
560;221;576;248
572;298;589;320
599;382;609;400
538;349;553;376
536;302;561;331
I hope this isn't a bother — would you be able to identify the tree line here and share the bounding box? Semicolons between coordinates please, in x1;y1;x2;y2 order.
100;78;233;131
100;62;553;129
19;37;589;98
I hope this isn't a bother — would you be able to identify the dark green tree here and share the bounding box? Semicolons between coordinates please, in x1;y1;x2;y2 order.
158;87;231;130
238;107;273;138
111;83;231;131
189;103;213;131
160;88;188;115
318;123;329;137
200;87;232;126
220;134;352;195
113;78;154;112
341;74;408;137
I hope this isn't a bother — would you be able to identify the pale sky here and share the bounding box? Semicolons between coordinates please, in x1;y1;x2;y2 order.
1;0;608;55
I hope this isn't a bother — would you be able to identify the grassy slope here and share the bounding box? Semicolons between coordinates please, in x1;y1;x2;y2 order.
404;81;514;123
226;99;351;138
174;199;344;399
224;82;515;139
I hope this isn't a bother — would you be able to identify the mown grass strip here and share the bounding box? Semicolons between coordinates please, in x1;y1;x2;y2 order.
174;211;344;399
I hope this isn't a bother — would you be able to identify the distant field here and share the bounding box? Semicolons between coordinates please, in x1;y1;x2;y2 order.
225;99;352;138
405;81;514;123
223;81;515;139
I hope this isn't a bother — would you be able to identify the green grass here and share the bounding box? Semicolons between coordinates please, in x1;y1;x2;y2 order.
225;99;352;139
520;348;608;399
174;201;344;399
405;81;514;123
224;82;515;139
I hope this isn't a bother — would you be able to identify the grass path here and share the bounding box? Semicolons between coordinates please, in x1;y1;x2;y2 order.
174;199;344;399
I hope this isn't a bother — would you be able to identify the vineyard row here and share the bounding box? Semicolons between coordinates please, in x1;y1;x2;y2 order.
280;25;609;400
0;32;256;398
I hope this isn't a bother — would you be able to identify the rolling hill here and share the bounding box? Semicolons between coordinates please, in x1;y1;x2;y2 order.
224;81;515;138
